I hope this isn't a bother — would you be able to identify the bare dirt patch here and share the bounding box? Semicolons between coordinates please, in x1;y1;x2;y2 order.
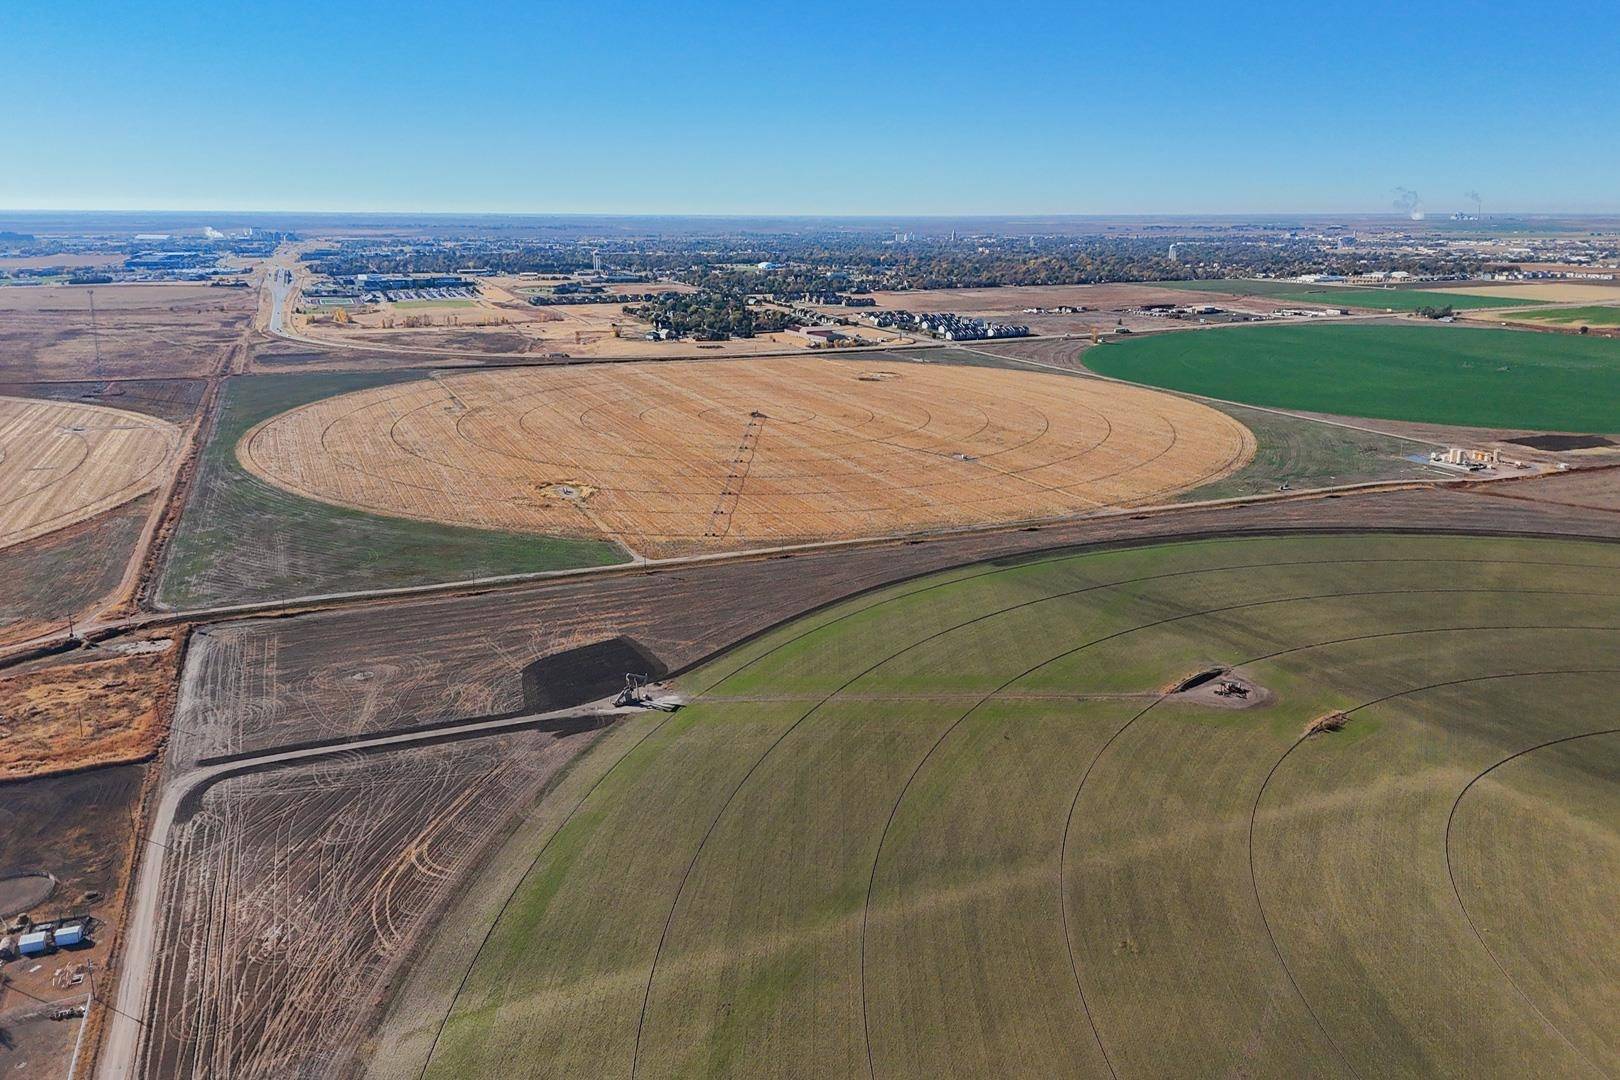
0;871;55;917
1166;668;1274;709
0;765;145;919
1468;466;1620;514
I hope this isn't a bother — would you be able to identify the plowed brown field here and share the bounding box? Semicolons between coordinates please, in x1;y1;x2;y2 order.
237;358;1253;556
0;395;180;549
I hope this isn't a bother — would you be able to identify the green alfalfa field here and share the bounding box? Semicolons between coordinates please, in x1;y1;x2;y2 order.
409;533;1620;1079
1085;322;1620;432
1159;278;1535;312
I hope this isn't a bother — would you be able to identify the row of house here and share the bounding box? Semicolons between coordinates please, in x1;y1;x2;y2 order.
862;310;1030;340
529;290;679;307
769;291;876;308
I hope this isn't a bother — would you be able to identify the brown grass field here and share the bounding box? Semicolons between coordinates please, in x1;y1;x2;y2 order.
0;283;256;380
236;357;1254;557
1437;281;1620;302
0;635;181;781
0;253;128;270
0;395;180;549
293;300;907;361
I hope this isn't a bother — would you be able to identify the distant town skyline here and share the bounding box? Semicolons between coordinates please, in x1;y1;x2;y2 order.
5;0;1618;215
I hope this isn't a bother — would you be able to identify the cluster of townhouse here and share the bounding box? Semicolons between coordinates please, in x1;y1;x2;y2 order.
862;310;1031;340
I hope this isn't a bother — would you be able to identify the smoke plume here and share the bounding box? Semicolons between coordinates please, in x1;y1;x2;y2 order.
1391;187;1424;221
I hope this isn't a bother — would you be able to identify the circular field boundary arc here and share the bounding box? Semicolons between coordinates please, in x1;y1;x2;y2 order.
411;708;685;1080
1444;725;1620;1078
411;547;1586;1072
0;394;181;548
865;623;1620;1079
1251;673;1620;1080
634;577;1620;1075
235;360;1255;551
397;540;1620;1077
281;382;1180;512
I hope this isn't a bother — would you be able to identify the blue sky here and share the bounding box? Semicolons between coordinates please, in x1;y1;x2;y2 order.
4;1;1617;215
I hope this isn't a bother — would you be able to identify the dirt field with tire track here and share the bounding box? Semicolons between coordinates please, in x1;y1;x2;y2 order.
0;395;180;549
137;729;597;1080
236;357;1254;557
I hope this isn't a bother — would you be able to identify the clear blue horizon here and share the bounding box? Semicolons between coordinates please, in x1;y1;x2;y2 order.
5;1;1617;216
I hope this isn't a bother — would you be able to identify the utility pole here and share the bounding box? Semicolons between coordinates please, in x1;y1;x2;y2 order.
87;289;103;372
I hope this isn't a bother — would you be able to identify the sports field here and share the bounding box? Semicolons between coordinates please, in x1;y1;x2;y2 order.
0;394;179;548
392;298;478;309
239;358;1255;556
1086;323;1620;432
415;533;1620;1078
1160;279;1533;311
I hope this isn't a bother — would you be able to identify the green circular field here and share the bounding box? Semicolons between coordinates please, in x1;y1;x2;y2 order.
421;534;1620;1079
1085;323;1620;432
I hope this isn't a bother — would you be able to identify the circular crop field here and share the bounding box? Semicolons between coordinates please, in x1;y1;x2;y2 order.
0;395;180;549
238;358;1254;556
1086;323;1620;432
418;534;1620;1078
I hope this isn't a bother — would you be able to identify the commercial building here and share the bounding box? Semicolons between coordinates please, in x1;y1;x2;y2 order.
795;326;844;346
126;251;215;271
347;273;473;291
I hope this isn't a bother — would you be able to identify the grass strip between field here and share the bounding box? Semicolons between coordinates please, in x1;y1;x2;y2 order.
156;371;627;609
